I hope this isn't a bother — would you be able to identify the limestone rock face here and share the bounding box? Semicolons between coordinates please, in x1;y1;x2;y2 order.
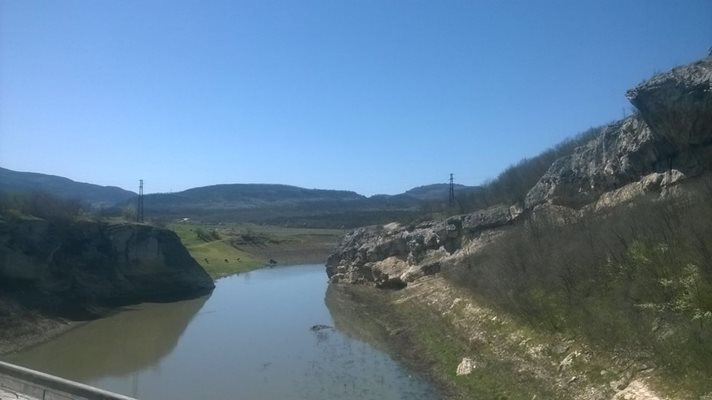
626;55;712;146
328;53;712;288
326;207;517;287
462;205;522;232
0;219;214;309
325;223;445;287
591;169;687;212
527;55;712;209
525;116;663;209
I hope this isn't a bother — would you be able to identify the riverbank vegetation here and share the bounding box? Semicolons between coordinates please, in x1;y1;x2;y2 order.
328;281;573;399
445;179;712;395
168;222;343;278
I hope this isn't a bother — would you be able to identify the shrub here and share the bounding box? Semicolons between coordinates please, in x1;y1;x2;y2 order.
195;227;221;242
445;181;712;381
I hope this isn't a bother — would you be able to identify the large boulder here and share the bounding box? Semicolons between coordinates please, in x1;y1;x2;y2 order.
326;207;518;287
462;205;522;232
626;55;712;146
527;54;712;209
326;222;447;286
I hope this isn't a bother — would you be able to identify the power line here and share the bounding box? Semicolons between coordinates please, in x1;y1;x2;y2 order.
137;179;144;223
449;173;455;206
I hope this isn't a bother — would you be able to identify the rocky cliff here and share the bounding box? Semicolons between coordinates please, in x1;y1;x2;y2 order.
525;55;712;210
326;204;520;287
0;218;214;314
325;53;712;400
327;53;712;288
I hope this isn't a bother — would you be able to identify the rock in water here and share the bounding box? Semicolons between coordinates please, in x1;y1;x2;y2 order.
310;324;334;331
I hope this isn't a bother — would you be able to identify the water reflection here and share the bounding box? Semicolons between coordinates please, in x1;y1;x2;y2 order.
6;265;439;400
325;284;392;352
6;296;209;381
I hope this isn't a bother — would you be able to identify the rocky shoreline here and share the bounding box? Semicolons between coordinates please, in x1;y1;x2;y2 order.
326;276;678;400
325;53;712;399
327;53;712;288
0;294;76;356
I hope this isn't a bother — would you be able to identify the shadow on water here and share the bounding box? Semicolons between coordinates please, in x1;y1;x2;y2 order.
5;294;210;381
4;265;439;400
324;284;393;352
324;284;450;398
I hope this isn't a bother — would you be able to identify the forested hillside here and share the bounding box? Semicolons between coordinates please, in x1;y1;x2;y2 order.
0;167;135;208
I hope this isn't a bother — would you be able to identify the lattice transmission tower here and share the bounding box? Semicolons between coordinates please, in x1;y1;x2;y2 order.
449;173;455;206
137;179;144;223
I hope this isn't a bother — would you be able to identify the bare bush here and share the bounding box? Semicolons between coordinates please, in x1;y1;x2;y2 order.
445;191;712;380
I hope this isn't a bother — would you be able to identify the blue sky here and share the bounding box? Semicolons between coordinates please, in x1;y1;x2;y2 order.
1;1;710;195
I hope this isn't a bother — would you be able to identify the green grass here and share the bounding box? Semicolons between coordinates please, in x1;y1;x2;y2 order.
168;222;263;278
168;222;343;279
398;299;559;400
326;285;559;400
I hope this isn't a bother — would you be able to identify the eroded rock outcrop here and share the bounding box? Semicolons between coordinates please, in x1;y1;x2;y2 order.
526;54;712;210
0;218;214;313
330;53;712;288
325;222;443;287
627;56;712;147
325;53;712;400
524;116;664;208
326;205;518;286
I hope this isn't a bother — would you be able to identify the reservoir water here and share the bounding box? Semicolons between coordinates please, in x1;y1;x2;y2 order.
4;264;439;399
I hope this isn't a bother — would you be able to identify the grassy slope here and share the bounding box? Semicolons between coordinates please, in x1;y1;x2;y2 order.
444;182;712;396
168;223;262;278
326;277;692;400
327;282;562;400
168;222;343;279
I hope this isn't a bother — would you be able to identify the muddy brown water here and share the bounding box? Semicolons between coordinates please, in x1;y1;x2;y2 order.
4;264;440;399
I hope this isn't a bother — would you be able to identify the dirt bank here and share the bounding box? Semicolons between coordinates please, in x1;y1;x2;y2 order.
326;277;687;400
0;219;215;356
0;296;80;355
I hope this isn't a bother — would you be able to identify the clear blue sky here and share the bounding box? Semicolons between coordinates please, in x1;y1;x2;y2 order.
1;1;710;195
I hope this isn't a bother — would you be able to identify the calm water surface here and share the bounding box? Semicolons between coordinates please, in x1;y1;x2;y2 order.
5;264;439;399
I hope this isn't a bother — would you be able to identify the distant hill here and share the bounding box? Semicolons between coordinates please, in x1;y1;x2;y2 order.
0;167;136;208
0;166;481;227
131;182;481;227
404;183;481;200
129;184;373;227
142;184;365;211
368;184;483;207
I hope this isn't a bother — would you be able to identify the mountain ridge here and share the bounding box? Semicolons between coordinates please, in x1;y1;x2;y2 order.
0;167;136;208
1;167;481;226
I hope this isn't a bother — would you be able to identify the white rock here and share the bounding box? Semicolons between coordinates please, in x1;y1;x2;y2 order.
456;357;476;376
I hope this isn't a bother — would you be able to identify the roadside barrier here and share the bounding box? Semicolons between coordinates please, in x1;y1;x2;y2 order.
0;361;136;400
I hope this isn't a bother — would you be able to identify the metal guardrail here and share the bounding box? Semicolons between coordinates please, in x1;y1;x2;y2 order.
0;361;136;400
